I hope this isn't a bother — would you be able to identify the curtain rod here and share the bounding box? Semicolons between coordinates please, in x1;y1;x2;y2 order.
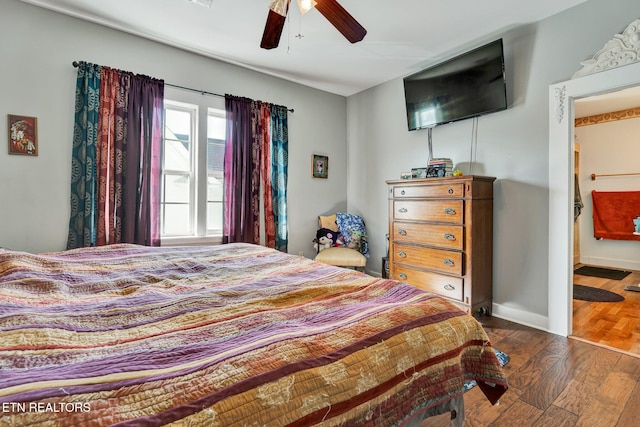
71;61;294;113
591;172;640;180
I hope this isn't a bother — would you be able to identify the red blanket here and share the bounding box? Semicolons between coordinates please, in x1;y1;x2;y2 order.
591;190;640;241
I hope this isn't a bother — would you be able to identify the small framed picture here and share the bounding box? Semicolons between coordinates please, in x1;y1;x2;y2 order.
8;114;38;156
312;154;328;179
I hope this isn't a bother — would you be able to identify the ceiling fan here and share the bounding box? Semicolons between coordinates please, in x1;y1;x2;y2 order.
261;0;367;49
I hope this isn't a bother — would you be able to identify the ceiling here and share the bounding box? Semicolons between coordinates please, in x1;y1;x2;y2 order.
575;86;640;118
23;0;591;96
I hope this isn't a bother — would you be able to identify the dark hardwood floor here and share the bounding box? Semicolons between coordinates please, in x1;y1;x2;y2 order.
420;316;640;426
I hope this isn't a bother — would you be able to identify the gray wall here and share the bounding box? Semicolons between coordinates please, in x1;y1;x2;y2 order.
346;0;640;327
0;0;348;256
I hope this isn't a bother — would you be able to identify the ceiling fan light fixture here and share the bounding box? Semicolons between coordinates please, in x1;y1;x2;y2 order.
269;0;290;17
297;0;317;15
261;0;366;49
187;0;213;7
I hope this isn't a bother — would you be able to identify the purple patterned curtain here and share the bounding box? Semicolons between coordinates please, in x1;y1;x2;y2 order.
223;96;288;250
223;96;260;244
113;73;131;243
122;75;164;247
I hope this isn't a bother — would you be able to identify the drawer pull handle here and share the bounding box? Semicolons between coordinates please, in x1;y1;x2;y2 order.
399;208;408;213
401;190;406;195
398;273;408;280
398;251;407;258
448;188;454;194
444;233;456;240
398;229;407;236
444;208;456;215
443;258;455;266
444;284;456;291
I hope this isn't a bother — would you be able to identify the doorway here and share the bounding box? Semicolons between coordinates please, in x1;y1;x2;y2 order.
547;60;640;338
569;89;640;355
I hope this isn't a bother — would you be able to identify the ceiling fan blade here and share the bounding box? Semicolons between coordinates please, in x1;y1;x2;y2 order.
314;0;367;43
261;8;288;49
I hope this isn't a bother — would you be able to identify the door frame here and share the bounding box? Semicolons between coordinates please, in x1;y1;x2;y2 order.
547;61;640;336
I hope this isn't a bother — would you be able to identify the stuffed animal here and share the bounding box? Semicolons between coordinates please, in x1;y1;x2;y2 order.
313;228;338;253
346;230;364;251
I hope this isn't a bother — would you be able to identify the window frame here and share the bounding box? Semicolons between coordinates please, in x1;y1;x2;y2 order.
161;93;225;246
204;108;226;237
161;101;197;239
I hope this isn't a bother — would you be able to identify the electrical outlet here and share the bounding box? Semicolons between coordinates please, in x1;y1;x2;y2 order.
298;251;304;257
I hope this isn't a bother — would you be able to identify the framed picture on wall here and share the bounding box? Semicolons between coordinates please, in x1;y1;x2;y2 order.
8;114;38;156
312;154;328;179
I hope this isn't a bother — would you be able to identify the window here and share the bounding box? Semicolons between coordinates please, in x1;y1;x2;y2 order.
162;103;194;237
206;111;225;235
161;97;225;244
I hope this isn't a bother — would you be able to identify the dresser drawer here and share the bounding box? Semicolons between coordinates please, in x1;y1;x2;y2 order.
392;200;463;223
392;244;463;275
392;265;463;301
392;222;463;250
392;183;464;199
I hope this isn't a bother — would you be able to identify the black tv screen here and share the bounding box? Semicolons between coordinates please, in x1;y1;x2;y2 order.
403;39;507;131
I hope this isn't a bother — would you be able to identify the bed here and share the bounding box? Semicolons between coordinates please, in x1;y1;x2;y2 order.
0;243;507;426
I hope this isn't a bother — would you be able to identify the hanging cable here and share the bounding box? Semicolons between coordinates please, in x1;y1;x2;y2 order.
287;7;291;54
469;117;479;174
296;11;304;40
427;127;433;162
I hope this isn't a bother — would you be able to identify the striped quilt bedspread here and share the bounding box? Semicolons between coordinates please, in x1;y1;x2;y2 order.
0;243;507;426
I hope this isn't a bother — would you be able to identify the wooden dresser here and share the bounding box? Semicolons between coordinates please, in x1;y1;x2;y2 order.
386;175;496;315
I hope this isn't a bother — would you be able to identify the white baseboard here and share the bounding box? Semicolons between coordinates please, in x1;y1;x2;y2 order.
491;303;552;334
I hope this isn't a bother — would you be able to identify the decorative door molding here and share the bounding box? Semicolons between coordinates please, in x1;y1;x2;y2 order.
573;19;640;78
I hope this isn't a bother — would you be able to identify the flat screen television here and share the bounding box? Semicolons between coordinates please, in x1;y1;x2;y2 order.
403;39;507;131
